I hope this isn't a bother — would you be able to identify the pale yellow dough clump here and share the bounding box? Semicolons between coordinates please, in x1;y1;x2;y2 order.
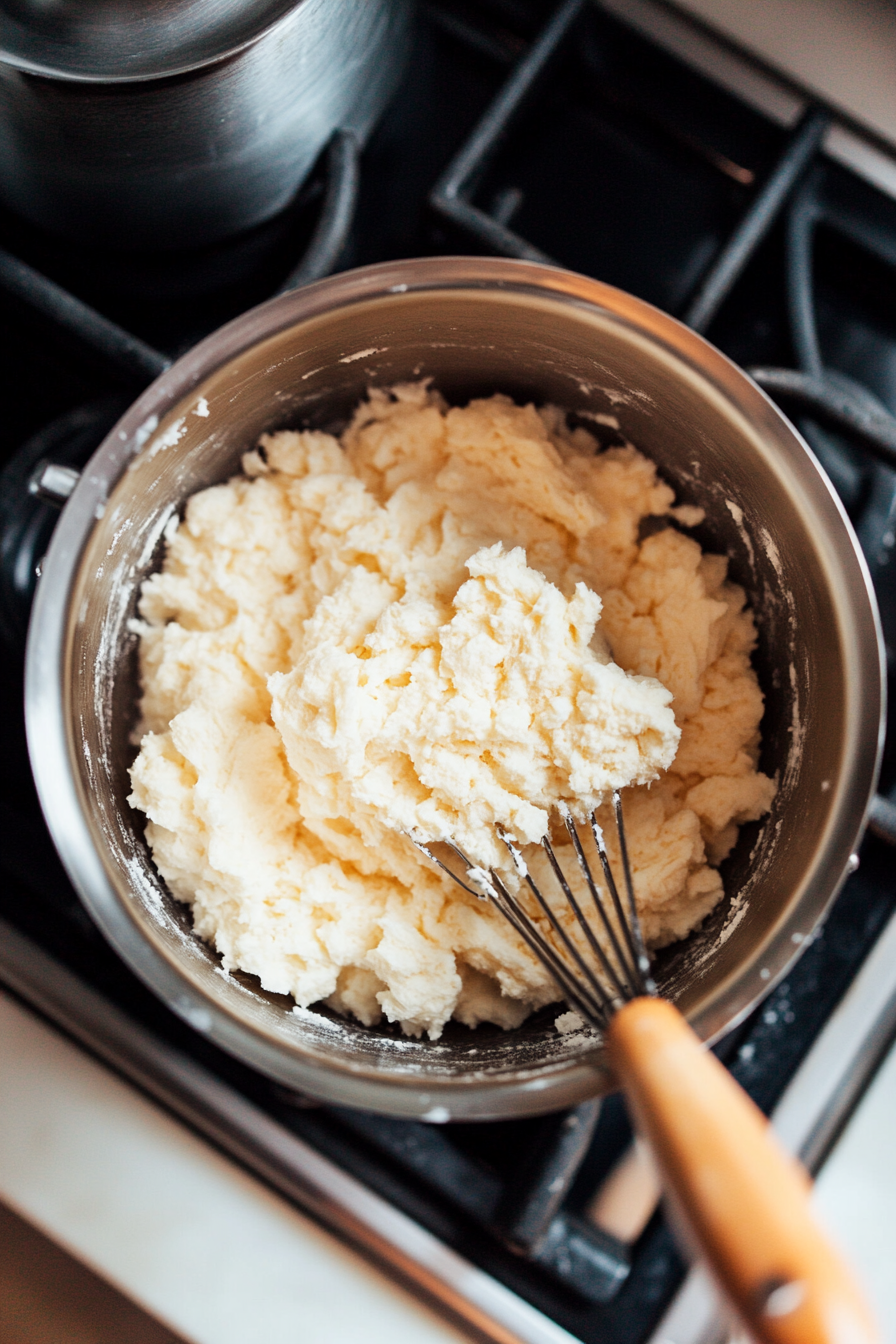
128;385;776;1039
271;541;680;874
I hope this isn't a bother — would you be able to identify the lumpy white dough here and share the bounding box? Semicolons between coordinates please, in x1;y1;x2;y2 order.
128;384;776;1039
270;541;680;874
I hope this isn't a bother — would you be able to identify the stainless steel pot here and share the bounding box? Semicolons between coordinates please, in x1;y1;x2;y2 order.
25;257;885;1119
0;0;410;249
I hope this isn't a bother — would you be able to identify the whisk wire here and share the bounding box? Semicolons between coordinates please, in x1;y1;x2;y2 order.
411;837;481;900
410;833;611;1025
612;791;655;994
411;794;656;1029
540;830;629;1004
587;813;646;996
485;866;612;1027
559;805;639;998
500;831;616;1024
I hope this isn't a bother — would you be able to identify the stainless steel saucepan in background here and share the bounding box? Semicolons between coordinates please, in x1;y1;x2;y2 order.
24;257;885;1119
0;0;410;248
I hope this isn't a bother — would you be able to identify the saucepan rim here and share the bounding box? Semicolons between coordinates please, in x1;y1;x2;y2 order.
0;0;306;84
24;256;885;1118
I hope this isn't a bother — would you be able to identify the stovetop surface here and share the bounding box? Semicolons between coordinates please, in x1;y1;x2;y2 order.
2;4;896;1342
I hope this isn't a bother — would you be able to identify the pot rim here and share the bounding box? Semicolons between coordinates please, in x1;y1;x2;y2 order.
0;0;305;85
24;257;886;1118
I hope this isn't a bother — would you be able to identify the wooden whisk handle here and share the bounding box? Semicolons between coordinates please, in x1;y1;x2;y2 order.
607;997;880;1344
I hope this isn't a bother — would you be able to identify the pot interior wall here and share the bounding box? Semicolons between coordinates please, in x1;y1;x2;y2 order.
63;285;861;1107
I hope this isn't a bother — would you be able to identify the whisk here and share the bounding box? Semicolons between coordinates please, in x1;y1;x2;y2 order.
414;793;880;1344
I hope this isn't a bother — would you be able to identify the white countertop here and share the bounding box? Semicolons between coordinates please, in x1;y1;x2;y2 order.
0;989;469;1344
812;1032;896;1337
3;980;895;1343
671;0;896;150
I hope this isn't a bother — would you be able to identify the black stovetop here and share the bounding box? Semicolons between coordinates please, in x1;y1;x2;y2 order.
1;4;896;1343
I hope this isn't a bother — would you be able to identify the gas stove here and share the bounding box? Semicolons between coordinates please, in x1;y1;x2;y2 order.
1;4;896;1343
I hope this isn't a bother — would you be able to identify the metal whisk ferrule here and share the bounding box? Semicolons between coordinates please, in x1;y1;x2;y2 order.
411;790;656;1032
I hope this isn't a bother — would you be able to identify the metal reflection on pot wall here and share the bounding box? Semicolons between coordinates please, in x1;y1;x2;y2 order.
24;258;885;1121
0;0;410;249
